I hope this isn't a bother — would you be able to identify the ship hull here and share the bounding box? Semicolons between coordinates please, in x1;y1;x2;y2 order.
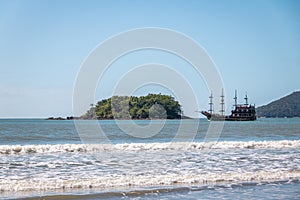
201;111;257;121
208;116;256;121
224;116;256;121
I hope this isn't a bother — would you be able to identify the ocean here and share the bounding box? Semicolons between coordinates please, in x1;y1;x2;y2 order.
0;118;299;199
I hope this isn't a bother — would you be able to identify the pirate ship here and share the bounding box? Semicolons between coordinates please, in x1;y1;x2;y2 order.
201;90;256;121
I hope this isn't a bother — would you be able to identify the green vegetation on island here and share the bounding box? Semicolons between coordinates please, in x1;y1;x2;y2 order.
81;93;182;120
257;91;300;118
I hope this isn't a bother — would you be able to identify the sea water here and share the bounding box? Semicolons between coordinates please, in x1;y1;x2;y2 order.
0;118;299;199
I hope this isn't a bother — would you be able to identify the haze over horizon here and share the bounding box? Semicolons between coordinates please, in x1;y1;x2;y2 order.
0;0;299;118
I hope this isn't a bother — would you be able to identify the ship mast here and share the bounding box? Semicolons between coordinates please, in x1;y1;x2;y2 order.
234;90;238;108
209;92;213;115
244;92;248;105
220;89;225;116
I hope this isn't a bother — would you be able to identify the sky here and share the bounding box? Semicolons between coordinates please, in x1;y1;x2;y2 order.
0;0;299;118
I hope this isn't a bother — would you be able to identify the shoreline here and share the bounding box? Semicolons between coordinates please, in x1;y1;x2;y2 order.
46;115;194;120
4;178;300;200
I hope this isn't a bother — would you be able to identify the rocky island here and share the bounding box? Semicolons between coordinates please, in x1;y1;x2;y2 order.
81;93;182;120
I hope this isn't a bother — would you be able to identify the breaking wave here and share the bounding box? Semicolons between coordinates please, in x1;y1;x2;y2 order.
0;140;299;155
1;170;300;192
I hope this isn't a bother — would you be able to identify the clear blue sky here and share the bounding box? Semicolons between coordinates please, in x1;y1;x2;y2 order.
0;0;299;118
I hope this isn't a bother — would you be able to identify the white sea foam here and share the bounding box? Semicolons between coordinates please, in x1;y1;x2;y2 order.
0;144;87;154
0;140;299;155
0;170;299;192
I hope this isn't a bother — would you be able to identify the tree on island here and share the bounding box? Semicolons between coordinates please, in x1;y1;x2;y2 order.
81;93;182;119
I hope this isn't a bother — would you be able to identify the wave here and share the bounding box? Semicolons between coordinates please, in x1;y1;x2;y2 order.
15;180;300;200
0;140;299;155
1;170;300;192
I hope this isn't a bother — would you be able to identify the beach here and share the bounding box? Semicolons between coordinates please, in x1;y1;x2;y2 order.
0;118;300;199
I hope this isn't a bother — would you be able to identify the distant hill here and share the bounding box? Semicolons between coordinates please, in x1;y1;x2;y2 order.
257;91;300;118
